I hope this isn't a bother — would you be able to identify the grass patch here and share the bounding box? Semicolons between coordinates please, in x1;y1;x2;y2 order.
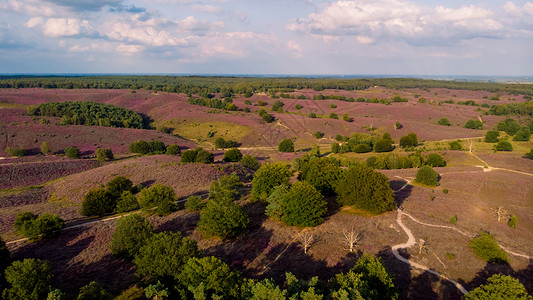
0;102;28;109
161;119;251;146
0;185;45;196
340;206;381;217
469;231;509;264
445;253;455;260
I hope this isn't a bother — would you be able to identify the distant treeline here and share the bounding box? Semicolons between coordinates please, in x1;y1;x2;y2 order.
1;75;532;96
488;101;533;117
28;101;148;129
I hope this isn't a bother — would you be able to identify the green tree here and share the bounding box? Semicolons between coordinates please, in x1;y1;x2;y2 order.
513;127;531;141
165;144;181;155
508;215;517;228
329;112;339;119
180;149;197;163
47;289;65;300
527;148;533;159
148;141;166;154
107;176;133;199
496;118;521;135
464;119;483;130
374;138;392;153
415;165;439;186
110;214;153;259
298;157;341;196
114;191;139;213
331;143;340;154
0;238;11;279
138;184;176;216
199;198;249;239
464;274;531;300
129;140;150;154
494;140;513;151
178;256;242;299
145;281;169;300
4;259;53;300
81;189;116;217
281;181;327;227
65;146;81;159
241;154;260;170
399;133;418;148
484;130;500;143
265;184;290;222
448;140;463;150
96;148;114;161
195;148;214;164
343;114;352;122
313;131;324;139
251;163;293;201
15;213;64;241
76;281;110;300
335;165;396;214
134;232;200;281
6;147;26;157
278;138;294;153
41;141;51;155
184;195;205;212
426;153;446;167
241;278;287;299
469;231;509;263
437;117;450;126
222;148;243;162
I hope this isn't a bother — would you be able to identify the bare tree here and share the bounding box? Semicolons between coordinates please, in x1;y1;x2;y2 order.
491;206;509;222
418;238;429;255
299;231;315;254
343;228;360;252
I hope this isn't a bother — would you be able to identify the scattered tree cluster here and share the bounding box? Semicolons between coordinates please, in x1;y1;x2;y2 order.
181;147;214;164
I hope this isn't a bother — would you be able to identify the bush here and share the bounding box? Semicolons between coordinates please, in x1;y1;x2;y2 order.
426;153;446;167
295;104;303;110
96;148;114;161
185;195;205;212
107;176;133;199
278;138;294;153
331;143;340;154
450;215;457;224
65;146;81;159
484;130;500;143
111;214;153;259
415;165;439;186
343;113;352;122
243;107;250;113
165;144;181;155
129;140;150;154
181;147;214;164
437;117;450;126
272;100;284;111
298;157;341;196
222;148;243;162
76;281;110;300
400;133;418;147
448;140;462;150
353;143;372;153
494;140;513;151
496;118;521;135
526;148;533;159
469;231;509;263
41;142;51;155
6;146;26;157
208;173;242;202
199;198;249;239
309;112;317;118
114;191;139;213
464;274;530;300
251;163;293;200
81;189;116;216
313;131;324;139
262;113;274;123
329;112;339;119
508;215;517;228
4;259;53;300
512;127;530;141
464;119;483;130
241;154;260;170
138;184;176;216
374;138;393;153
14;212;64;241
180;149;198;163
134;232;200;281
281;181;327;227
335;165;396;214
214;137;237;149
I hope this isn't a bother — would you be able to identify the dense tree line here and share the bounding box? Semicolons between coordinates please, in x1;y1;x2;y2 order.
28;101;147;129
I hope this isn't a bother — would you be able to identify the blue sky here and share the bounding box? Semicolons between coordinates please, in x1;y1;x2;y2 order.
0;0;532;75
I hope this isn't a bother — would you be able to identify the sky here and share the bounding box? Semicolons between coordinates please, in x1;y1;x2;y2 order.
0;0;532;75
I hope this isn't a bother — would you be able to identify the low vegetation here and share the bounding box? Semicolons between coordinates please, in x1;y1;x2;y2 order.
469;231;509;264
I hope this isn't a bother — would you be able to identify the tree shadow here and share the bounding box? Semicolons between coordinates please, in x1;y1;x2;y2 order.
377;246;412;300
389;179;412;208
408;270;440;299
154;211;200;237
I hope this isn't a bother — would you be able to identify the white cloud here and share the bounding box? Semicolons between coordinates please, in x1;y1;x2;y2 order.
288;0;505;45
287;40;303;58
3;0;56;16
43;18;93;37
25;17;44;28
116;43;144;55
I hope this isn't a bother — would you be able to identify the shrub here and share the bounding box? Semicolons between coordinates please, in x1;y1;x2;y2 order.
526;148;533;159
262;113;274;123
313;131;324;139
244;100;252;105
241;154;260;170
329;112;339;119
138;184;176;216
222;148;242;162
6;146;26;157
374;138;393;153
353;143;372;153
331;143;340;154
464;274;530;300
342;113;352;122
415;165;439;186
400;133;418;147
469;231;509;263
437;117;450;126
76;281;110;300
107;176;133;199
426;153;446;167
41;142;51;155
512;127;530;141
309;112;317;118
508;215;517;228
214;137;237;149
278;138;294;153
251;162;293;200
81;189;116;216
272;100;284;111
335;165;396;214
265;184;289;222
14;212;64;241
180;149;198;163
243;107;250;113
484;130;500;143
148;141;166;154
134;232;200;281
165;144;181;155
494;140;513;151
295;104;303;110
443;188;448;194
65;146;81;159
4;259;53;300
298;157;341;196
395;121;402;129
208;173;242;202
448;140;462;150
281;181;327;227
450;215;457;224
199;198;249;239
464;119;483;130
195;148;214;164
96;148;114;161
110;214;153;259
129;140;150;154
115;191;139;213
496;118;521;135
185;195;205;212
